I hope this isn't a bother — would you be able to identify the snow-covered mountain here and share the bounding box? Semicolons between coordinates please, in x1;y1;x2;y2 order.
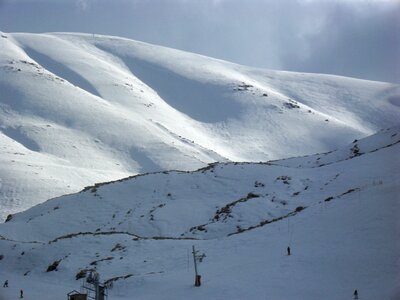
0;126;398;300
1;32;399;220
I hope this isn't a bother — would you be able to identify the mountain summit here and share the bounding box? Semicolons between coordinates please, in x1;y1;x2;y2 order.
1;32;399;219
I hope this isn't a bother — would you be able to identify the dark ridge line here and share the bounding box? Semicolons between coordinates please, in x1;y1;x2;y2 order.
79;161;272;195
269;138;400;169
48;230;201;244
81;170;188;193
185;192;263;235
324;187;361;202
0;234;46;245
314;139;400;168
104;274;133;285
368;139;400;153
227;207;305;237
227;184;364;237
90;256;114;266
104;271;164;285
184;188;305;238
213;192;260;222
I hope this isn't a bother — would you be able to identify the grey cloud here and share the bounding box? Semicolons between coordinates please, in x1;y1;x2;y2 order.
279;1;400;83
0;0;398;83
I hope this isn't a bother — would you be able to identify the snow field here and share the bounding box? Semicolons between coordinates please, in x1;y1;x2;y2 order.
0;128;398;299
1;32;399;220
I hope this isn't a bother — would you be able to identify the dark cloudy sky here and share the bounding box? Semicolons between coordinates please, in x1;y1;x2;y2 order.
0;0;399;83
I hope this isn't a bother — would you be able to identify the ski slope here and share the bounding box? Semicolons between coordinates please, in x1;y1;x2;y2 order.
1;31;399;221
0;127;398;300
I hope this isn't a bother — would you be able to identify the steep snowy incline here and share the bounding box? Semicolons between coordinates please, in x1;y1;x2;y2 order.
0;127;398;300
270;126;400;168
1;126;398;241
1;32;399;220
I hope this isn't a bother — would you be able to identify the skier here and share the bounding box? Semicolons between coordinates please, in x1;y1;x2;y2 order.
287;246;291;256
3;280;8;287
20;289;24;298
353;289;358;299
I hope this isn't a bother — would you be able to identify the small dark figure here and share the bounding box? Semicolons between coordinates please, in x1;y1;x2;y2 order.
20;289;23;298
353;289;358;299
287;246;291;256
3;280;8;287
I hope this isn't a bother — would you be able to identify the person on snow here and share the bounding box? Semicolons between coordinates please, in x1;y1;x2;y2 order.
20;289;24;298
287;246;291;256
3;280;8;287
353;289;358;299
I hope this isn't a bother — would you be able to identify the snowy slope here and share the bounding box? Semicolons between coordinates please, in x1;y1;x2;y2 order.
0;127;398;300
270;126;400;168
1;31;399;221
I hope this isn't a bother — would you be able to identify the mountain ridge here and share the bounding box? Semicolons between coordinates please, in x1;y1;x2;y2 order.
0;31;399;221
